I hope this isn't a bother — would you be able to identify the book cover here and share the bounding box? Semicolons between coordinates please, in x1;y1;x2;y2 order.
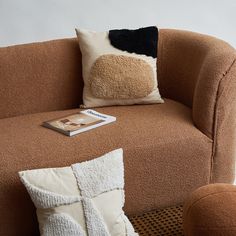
43;109;116;136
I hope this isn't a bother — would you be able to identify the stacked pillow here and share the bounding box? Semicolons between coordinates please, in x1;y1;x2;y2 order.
76;26;163;108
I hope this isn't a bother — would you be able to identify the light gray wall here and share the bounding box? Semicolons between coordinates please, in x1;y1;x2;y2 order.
0;0;235;47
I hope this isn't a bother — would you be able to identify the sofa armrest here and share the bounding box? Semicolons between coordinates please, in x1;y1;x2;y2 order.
193;45;236;138
193;54;236;183
193;44;236;183
158;29;236;182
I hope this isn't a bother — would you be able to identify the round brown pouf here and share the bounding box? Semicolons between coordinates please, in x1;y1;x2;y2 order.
183;183;236;236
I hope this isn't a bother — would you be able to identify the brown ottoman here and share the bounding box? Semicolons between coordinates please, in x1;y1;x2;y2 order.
183;184;236;236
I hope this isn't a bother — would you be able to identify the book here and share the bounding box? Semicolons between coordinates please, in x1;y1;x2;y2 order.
42;109;116;136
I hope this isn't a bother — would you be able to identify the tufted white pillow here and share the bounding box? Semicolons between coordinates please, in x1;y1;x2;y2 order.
19;149;138;236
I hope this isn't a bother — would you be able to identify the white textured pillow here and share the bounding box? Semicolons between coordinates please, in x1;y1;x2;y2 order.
19;149;138;236
76;26;163;108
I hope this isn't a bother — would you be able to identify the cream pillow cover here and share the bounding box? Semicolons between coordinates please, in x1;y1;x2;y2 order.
76;26;163;108
19;149;138;236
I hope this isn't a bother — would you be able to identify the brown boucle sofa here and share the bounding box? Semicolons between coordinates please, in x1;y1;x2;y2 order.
0;29;236;236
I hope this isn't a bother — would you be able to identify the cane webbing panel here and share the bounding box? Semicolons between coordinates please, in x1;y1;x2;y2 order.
129;205;184;236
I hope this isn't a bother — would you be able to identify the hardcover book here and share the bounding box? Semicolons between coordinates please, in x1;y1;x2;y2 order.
43;109;116;136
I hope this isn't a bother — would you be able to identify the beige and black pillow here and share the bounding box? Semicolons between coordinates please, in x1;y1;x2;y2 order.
76;26;163;108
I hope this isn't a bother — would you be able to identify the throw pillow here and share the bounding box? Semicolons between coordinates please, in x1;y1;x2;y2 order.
76;26;163;108
19;149;138;236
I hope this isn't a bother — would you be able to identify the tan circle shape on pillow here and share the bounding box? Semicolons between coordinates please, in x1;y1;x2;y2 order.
89;54;155;99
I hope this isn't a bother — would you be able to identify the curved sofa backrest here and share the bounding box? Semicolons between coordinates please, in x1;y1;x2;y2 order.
157;29;208;108
1;29;235;121
0;38;84;119
157;29;236;109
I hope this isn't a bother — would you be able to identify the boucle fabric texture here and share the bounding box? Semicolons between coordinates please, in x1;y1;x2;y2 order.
75;26;163;107
157;29;236;183
183;184;236;236
0;100;213;236
19;149;138;236
0;38;83;119
89;55;155;99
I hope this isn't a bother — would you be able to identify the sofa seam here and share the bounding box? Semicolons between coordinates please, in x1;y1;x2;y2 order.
158;29;164;94
210;58;236;183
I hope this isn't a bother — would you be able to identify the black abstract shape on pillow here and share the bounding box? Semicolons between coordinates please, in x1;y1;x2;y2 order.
108;26;158;58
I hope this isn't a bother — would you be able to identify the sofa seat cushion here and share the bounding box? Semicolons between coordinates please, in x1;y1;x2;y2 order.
0;99;212;236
